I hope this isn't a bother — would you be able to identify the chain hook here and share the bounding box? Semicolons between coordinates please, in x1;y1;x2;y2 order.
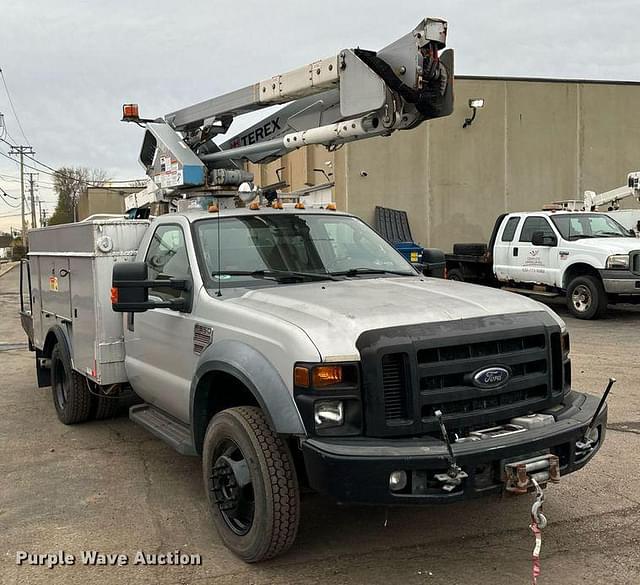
530;478;547;529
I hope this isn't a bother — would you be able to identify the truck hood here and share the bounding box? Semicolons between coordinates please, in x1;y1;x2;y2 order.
567;237;640;254
231;277;562;359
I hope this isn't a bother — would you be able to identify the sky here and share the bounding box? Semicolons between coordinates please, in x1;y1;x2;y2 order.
1;0;640;232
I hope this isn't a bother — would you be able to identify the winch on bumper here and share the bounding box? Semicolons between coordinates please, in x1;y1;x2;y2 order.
301;391;606;505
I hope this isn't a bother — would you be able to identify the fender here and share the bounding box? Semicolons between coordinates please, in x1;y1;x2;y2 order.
190;339;306;449
37;324;73;387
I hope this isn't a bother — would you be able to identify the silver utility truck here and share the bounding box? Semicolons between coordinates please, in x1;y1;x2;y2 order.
19;18;609;562
21;209;608;561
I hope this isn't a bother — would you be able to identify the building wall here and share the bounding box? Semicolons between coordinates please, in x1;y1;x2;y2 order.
77;187;139;220
253;77;640;251
338;77;640;250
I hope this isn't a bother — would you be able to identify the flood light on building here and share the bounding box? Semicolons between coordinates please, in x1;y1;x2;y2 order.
463;98;485;128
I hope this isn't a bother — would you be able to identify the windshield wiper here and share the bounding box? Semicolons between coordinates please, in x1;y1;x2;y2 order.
330;268;416;277
212;270;339;282
595;231;628;237
567;234;598;240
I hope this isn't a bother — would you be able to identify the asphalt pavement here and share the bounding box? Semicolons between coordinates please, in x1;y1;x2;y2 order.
1;268;639;585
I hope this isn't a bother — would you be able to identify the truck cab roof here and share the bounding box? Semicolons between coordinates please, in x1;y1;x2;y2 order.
161;207;351;224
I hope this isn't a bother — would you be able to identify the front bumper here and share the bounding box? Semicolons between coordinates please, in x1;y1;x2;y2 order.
600;269;640;294
302;391;606;504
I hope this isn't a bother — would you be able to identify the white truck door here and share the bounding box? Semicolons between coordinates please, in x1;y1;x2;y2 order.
124;223;198;423
493;216;521;282
510;216;560;285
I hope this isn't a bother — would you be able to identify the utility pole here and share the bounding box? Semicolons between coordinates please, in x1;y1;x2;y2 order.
26;172;38;229
8;145;35;245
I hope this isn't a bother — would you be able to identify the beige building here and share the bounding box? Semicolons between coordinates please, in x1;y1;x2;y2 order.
77;185;141;220
248;76;640;251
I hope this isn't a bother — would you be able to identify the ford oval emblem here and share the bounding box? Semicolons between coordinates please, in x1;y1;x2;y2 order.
472;366;511;389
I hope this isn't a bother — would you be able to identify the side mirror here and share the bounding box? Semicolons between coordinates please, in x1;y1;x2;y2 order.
531;231;557;247
111;262;191;313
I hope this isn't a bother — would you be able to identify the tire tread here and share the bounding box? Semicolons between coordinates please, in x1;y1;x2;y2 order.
51;344;92;424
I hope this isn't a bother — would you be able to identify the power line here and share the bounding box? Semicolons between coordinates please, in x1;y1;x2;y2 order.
0;188;18;200
0;140;143;192
0;68;30;145
2;137;140;185
0;185;20;207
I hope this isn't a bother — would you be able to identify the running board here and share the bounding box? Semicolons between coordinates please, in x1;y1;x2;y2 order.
129;404;197;456
501;287;560;298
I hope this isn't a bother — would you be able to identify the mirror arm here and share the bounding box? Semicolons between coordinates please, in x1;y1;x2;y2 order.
113;298;188;312
114;278;191;291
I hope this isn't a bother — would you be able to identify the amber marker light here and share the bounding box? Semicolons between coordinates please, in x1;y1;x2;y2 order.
122;103;139;120
294;366;310;388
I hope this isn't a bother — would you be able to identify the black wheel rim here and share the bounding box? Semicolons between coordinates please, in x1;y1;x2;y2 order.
53;358;68;408
210;439;254;536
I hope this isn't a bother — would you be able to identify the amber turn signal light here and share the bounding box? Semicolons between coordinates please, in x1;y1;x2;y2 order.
110;287;119;304
312;365;343;387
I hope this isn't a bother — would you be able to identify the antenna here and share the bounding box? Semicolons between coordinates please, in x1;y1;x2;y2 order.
216;197;222;297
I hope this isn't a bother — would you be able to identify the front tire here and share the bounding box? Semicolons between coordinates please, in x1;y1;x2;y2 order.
447;268;464;282
202;406;300;562
567;275;608;319
50;343;92;424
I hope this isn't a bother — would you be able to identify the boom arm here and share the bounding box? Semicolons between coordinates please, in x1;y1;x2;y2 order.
126;17;454;193
584;172;640;210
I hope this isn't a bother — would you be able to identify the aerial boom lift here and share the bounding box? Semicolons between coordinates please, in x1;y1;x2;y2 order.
123;18;454;198
583;171;640;210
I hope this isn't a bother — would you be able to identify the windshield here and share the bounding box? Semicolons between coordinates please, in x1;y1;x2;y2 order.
194;213;415;286
550;213;632;240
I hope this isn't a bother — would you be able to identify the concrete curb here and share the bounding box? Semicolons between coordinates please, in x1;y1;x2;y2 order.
0;262;19;278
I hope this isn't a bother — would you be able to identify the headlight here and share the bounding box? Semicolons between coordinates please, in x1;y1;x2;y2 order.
294;362;362;436
314;400;344;428
606;254;629;269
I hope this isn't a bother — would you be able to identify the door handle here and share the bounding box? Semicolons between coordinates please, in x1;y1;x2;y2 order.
513;247;519;257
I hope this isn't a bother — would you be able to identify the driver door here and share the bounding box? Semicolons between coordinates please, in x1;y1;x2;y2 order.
511;216;559;286
124;223;198;422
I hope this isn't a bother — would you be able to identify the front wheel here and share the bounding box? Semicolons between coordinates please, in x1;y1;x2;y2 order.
566;275;608;319
447;268;464;282
202;407;300;562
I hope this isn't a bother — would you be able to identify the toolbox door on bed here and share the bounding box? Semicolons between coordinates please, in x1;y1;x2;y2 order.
39;257;72;321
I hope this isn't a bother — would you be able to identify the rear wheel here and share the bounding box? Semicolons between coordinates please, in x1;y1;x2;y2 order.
50;343;92;424
93;386;121;420
202;406;300;562
447;268;464;282
567;275;608;319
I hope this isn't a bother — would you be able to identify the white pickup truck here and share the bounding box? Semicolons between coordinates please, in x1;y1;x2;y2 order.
445;211;640;319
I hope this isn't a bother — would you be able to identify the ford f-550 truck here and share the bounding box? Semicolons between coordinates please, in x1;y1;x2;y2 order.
20;208;607;561
446;211;640;319
18;18;609;562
